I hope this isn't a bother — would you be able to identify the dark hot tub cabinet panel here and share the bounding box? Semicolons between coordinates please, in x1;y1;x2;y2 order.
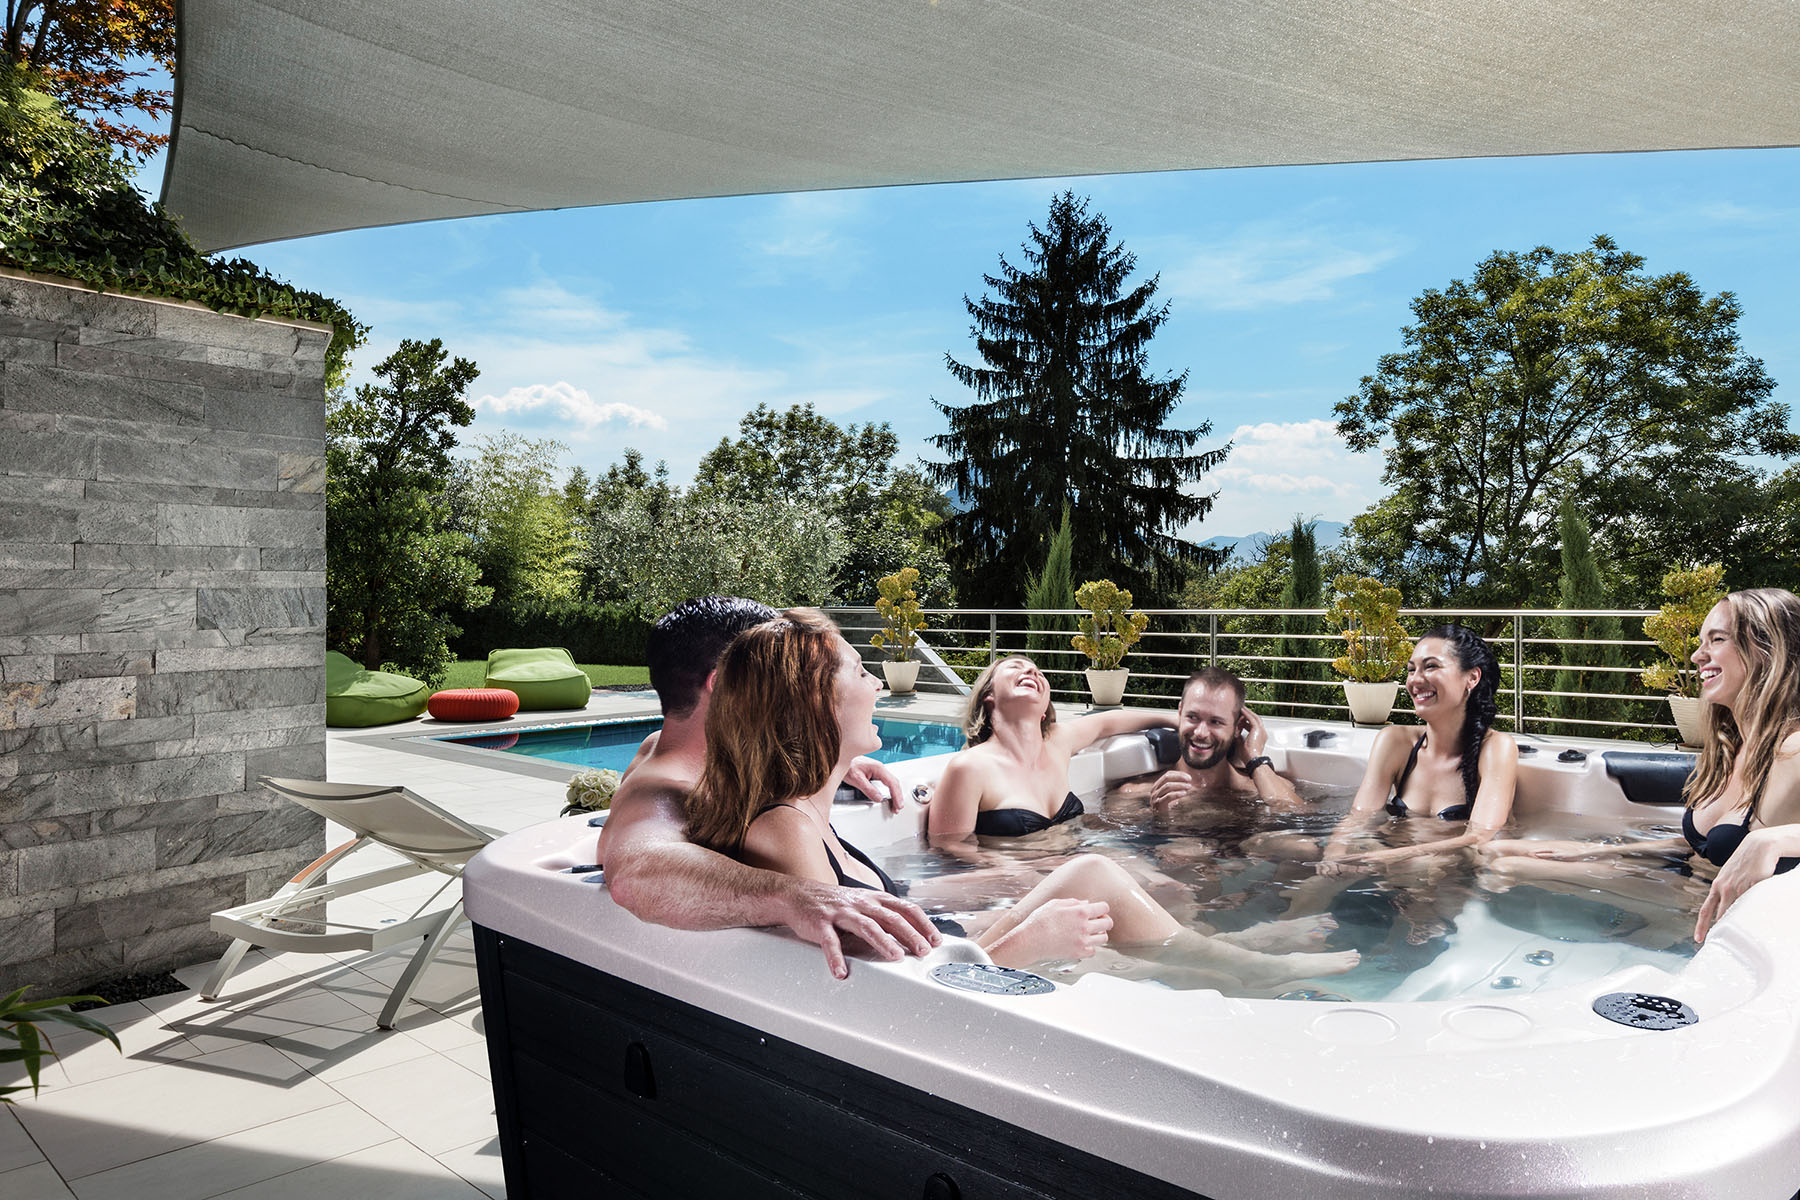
474;926;1206;1199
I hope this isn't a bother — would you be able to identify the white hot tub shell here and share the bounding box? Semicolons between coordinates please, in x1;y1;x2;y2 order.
463;718;1800;1199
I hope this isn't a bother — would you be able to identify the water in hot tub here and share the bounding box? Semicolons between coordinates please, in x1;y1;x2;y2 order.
871;779;1702;1002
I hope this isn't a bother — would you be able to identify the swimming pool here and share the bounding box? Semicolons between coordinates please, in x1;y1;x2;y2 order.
466;718;1800;1197
431;714;967;771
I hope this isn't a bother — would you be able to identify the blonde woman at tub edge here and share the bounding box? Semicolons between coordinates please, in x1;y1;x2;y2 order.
1484;588;1800;942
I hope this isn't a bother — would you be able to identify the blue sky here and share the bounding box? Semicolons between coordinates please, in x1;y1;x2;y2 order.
143;145;1800;539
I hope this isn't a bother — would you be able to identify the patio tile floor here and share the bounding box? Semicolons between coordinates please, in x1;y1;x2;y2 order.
4;686;977;1197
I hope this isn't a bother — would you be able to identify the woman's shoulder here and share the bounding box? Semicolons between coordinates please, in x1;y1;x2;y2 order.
742;805;826;876
1480;728;1519;758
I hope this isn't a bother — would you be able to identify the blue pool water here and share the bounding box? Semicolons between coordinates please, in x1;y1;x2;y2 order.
435;716;966;772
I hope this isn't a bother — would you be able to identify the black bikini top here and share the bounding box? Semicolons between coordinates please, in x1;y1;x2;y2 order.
973;792;1084;838
821;830;901;896
1385;733;1475;821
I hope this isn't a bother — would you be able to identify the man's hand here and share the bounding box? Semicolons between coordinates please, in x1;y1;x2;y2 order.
846;757;906;813
1230;708;1270;767
776;879;940;979
1150;769;1200;813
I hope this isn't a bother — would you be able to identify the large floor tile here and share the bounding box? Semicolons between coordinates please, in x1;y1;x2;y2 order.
144;981;376;1055
327;1054;495;1156
0;1105;46;1173
68;1102;393;1200
438;1040;491;1082
12;1042;339;1180
212;1137;487;1199
0;1160;75;1199
268;1020;436;1084
36;1001;202;1088
387;999;485;1052
434;1135;505;1200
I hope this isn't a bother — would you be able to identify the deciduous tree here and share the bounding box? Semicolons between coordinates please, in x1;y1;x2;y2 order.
1336;236;1792;606
5;0;175;156
326;339;490;679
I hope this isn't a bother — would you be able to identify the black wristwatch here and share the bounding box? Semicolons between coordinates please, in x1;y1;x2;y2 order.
1242;755;1273;775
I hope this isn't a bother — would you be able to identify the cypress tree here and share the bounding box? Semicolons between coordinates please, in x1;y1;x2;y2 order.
1025;503;1076;668
927;192;1228;606
1552;497;1623;732
1273;518;1324;712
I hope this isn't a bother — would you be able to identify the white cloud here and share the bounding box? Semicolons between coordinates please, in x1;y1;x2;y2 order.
1186;418;1387;538
1159;222;1407;310
474;382;666;430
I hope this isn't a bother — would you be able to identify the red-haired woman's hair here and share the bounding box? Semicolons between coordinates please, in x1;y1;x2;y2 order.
686;608;844;854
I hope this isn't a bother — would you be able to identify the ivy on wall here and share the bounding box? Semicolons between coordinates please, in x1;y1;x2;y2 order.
0;64;364;385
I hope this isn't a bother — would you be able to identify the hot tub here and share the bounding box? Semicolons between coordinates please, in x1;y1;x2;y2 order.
463;718;1800;1199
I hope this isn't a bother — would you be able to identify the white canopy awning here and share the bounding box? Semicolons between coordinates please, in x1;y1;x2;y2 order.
163;0;1800;252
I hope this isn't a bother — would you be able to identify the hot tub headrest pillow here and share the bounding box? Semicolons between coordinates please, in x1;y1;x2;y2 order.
1602;751;1697;808
1143;727;1182;765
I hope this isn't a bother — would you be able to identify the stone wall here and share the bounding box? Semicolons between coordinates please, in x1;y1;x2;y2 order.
0;268;331;995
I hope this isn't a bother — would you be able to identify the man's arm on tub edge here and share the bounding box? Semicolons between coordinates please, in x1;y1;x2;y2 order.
601;787;939;979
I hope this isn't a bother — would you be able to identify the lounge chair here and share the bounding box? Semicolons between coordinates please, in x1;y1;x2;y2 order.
204;777;495;1029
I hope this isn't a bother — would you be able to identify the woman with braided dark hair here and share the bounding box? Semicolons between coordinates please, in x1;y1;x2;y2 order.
1315;625;1519;875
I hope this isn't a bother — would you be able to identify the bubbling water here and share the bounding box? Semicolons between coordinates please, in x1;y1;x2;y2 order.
874;776;1701;1001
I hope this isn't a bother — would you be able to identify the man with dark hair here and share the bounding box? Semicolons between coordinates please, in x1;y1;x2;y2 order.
600;596;937;979
1149;667;1300;811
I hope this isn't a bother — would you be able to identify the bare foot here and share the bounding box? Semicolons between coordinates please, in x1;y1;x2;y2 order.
1240;949;1360;988
1217;915;1339;953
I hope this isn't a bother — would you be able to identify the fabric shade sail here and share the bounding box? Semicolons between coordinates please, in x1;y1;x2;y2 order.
162;0;1800;252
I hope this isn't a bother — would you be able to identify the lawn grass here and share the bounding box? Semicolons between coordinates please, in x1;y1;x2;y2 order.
440;661;651;690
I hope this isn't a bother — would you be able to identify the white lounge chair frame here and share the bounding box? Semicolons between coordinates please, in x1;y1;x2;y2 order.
205;777;495;1029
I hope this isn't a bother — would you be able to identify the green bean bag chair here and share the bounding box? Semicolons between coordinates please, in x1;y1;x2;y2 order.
325;650;430;727
484;647;592;710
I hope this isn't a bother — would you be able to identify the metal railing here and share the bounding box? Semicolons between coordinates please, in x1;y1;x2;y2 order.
826;605;1679;742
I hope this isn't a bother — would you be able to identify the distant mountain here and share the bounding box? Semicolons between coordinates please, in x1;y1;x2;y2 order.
1200;521;1346;564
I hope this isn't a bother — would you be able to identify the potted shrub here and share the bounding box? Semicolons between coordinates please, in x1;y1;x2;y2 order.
870;567;927;694
1641;563;1726;748
1072;579;1147;706
1328;574;1414;725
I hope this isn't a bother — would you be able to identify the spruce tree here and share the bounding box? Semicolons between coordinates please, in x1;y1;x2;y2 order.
1551;497;1622;731
1024;503;1076;668
927;192;1228;606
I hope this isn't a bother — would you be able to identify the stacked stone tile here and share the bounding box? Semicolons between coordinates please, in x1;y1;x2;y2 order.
0;268;331;994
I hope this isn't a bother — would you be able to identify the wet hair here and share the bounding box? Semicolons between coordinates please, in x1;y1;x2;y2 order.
685;609;844;854
647;596;779;718
1415;625;1501;804
962;656;1057;746
1687;588;1800;822
1183;666;1246;710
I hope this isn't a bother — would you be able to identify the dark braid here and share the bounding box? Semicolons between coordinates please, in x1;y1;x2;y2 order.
1419;624;1501;804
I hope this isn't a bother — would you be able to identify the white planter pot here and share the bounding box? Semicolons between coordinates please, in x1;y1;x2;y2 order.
881;659;920;695
1667;695;1706;748
1343;680;1399;726
1085;667;1129;707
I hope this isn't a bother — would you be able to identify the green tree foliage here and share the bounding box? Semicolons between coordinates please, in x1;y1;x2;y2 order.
1336;236;1791;606
5;0;175;157
692;402;954;608
0;63;363;384
1549;497;1624;732
927;192;1228;606
447;433;578;618
1272;518;1326;710
1024;503;1075;662
326;339;490;681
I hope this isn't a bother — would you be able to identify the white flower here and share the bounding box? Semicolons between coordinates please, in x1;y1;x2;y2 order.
565;768;623;812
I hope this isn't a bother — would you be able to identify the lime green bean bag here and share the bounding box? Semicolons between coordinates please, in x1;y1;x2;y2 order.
325;650;430;727
484;647;592;710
